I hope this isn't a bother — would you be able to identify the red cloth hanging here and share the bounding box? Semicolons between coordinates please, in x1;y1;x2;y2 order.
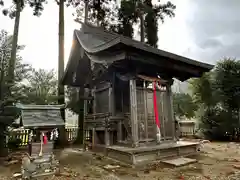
43;134;48;145
153;81;160;128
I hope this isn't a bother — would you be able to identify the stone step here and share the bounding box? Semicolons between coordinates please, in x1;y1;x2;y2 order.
160;157;197;167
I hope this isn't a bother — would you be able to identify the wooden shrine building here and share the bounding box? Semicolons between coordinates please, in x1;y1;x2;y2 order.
62;23;214;165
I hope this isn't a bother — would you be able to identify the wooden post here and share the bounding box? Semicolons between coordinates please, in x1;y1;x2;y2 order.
130;79;139;147
82;88;88;150
112;73;116;116
109;85;113;115
166;80;175;141
143;81;148;140
161;92;166;141
84;0;89;23
105;118;110;146
92;127;98;150
104;85;113;147
92;88;96;114
83;88;88;115
117;121;122;142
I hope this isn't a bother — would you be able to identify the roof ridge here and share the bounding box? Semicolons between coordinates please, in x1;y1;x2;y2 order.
73;21;214;69
81;22;146;45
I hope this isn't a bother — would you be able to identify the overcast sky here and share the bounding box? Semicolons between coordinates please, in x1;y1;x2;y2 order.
0;0;239;71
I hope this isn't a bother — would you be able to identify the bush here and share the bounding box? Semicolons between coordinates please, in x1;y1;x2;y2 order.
7;138;22;151
199;107;239;141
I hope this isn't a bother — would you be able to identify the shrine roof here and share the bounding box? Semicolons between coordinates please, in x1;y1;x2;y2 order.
62;23;214;86
16;104;65;128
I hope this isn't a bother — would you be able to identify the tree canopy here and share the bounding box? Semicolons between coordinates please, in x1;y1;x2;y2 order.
116;0;176;47
73;0;176;47
190;58;240;140
23;68;59;105
0;0;46;17
0;30;30;124
173;93;197;119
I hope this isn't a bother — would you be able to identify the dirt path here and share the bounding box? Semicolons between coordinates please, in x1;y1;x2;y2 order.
2;142;240;179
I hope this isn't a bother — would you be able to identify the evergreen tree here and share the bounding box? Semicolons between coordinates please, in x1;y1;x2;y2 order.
0;30;31;156
23;69;59;105
190;58;240;140
117;0;176;47
173;93;197;119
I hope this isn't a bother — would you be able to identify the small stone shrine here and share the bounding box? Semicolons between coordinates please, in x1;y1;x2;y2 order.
16;104;65;179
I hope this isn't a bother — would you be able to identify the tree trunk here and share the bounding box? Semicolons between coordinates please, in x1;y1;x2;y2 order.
58;0;65;106
238;108;240;140
140;13;144;43
0;125;7;157
0;50;5;100
57;0;66;147
8;0;21;84
84;0;89;23
0;0;21;156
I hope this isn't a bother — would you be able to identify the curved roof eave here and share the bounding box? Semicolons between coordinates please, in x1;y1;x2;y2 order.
74;28;213;71
73;29;121;54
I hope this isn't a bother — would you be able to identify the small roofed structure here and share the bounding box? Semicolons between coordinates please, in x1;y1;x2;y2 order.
16;104;64;179
16;104;65;129
179;120;196;137
62;23;214;165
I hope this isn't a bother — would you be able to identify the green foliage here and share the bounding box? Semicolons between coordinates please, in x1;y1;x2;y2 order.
199;107;238;140
73;0;176;47
214;58;240;110
116;0;176;47
144;0;175;47
189;73;217;107
173;93;197;119
7;137;22;151
1;0;46;17
66;87;81;114
117;0;138;38
0;30;24;154
191;58;240;140
0;30;28;125
23;68;59;105
72;0;118;29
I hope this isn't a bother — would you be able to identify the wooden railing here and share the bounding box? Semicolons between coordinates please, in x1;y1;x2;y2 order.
8;129;30;146
179;122;196;137
7;127;79;147
66;127;78;142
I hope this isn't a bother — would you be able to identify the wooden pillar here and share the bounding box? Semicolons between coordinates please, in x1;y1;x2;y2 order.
92;127;98;150
82;88;88;151
130;79;139;147
112;73;116;116
161;92;166;141
105;84;112;147
84;88;88;115
92;87;96;114
108;85;113;115
117;121;122;142
105;118;110;146
166;79;175;141
143;81;148;140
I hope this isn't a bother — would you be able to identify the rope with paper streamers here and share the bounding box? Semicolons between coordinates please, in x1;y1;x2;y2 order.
38;129;59;157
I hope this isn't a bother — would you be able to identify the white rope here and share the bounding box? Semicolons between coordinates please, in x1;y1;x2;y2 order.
50;128;59;140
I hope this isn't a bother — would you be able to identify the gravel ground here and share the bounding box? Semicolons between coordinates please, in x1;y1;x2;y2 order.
1;142;240;179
